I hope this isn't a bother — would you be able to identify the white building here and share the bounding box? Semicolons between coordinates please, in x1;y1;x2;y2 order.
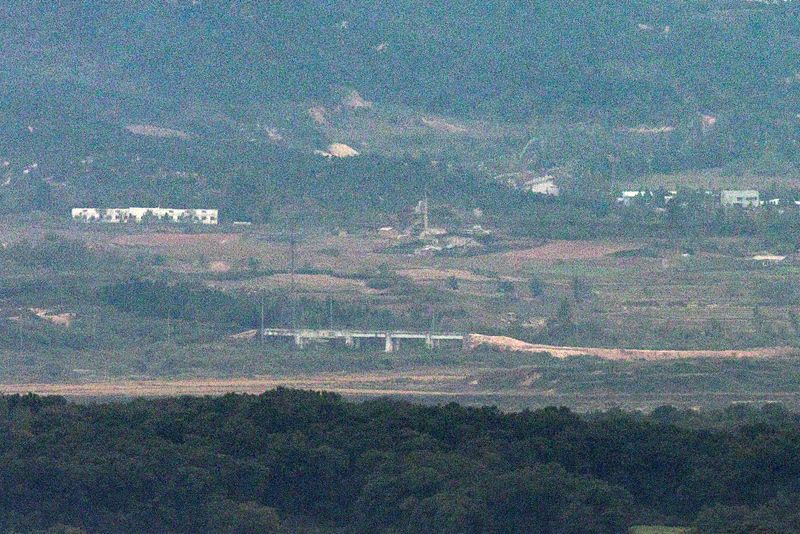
72;207;219;225
720;190;759;208
525;178;560;196
616;190;653;206
71;208;102;221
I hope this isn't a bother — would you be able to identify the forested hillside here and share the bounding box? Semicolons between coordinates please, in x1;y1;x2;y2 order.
3;1;798;119
1;0;798;221
1;390;800;533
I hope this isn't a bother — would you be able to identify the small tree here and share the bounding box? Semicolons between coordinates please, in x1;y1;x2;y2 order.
546;298;575;339
572;277;593;303
528;276;545;298
498;280;515;298
247;256;261;272
447;276;459;290
141;210;157;224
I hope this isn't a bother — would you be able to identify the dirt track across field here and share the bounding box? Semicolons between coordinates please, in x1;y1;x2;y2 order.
467;335;798;361
4;372;800;412
0;372;473;398
111;233;241;247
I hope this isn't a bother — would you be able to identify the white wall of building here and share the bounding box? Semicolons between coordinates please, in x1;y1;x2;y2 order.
72;207;219;224
720;190;759;208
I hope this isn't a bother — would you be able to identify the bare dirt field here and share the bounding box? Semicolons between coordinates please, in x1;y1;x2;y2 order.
211;273;369;293
396;268;492;282
495;240;639;263
467;335;798;361
112;232;242;247
0;370;472;398
34;222;800;351
5;370;800;411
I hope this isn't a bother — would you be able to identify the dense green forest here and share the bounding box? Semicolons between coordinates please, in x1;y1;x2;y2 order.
3;0;798;121
1;390;800;533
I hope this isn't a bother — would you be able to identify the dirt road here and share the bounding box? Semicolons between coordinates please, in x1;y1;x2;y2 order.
4;368;800;412
0;371;473;399
467;335;797;361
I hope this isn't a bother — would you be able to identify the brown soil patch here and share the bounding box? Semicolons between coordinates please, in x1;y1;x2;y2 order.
326;143;360;158
30;308;75;327
229;329;259;340
309;106;327;125
421;116;468;133
112;233;241;247
496;240;638;263
213;274;367;293
343;90;373;109
0;370;472;398
467;334;796;361
396;268;492;282
623;125;675;134
209;261;231;273
125;124;190;140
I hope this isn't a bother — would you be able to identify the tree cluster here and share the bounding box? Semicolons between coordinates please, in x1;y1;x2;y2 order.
1;391;800;532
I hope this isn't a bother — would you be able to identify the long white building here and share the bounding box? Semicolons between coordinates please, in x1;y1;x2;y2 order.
71;207;219;225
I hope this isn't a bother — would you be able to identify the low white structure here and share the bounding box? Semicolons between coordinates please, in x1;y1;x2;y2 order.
752;254;786;263
72;207;218;225
616;190;653;206
525;178;560;196
378;226;400;238
71;208;102;221
720;190;759;208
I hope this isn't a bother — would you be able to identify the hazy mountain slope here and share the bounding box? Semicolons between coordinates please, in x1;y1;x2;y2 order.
3;1;798;116
0;0;798;216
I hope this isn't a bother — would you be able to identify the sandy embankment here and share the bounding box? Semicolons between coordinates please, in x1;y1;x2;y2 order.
466;334;796;361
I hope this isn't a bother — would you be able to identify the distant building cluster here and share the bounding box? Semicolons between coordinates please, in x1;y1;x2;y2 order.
503;173;561;197
376;198;488;257
719;190;760;208
616;189;773;209
71;207;219;225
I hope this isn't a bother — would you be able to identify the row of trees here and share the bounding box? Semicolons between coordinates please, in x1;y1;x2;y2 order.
99;279;441;331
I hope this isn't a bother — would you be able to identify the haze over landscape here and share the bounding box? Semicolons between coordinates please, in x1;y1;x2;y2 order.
2;1;800;532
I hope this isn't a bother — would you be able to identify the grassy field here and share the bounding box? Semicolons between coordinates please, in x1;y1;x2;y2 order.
4;216;800;346
630;527;690;534
2;215;800;409
41;216;800;349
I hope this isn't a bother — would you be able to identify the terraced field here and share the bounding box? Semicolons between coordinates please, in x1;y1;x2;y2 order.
6;218;800;352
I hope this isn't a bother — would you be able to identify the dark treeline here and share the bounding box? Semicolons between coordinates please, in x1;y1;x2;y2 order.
0;128;488;224
99;279;428;331
1;391;800;533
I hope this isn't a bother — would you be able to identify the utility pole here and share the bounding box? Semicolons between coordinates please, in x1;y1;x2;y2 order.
289;219;297;333
92;305;99;341
166;310;171;345
423;194;429;234
260;295;265;344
